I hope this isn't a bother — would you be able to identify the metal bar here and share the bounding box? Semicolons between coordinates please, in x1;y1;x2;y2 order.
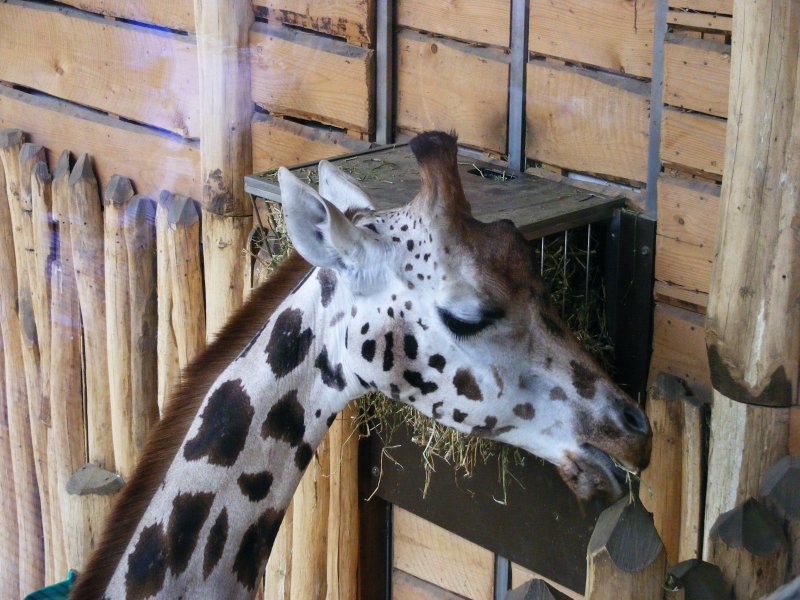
540;237;545;275
561;229;568;317
645;0;669;219
375;0;395;145
585;223;591;303
508;0;530;172
494;555;511;599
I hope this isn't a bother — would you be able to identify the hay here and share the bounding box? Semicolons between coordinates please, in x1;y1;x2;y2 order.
252;197;615;498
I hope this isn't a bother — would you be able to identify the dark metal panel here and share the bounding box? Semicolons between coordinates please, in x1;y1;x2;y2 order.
508;0;530;172
604;209;657;402
368;425;609;595
375;0;395;145
358;436;392;600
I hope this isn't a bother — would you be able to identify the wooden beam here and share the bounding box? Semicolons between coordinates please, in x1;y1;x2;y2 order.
669;0;732;14
252;0;373;46
661;107;726;178
664;35;730;118
0;85;199;199
398;0;510;47
397;30;508;153
705;0;799;407
649;303;711;392
0;0;200;138
393;507;495;599
526;61;650;183
250;22;374;135
251;114;372;173
529;0;656;78
57;0;194;32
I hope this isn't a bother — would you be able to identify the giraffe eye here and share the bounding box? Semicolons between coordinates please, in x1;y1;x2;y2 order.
437;307;504;339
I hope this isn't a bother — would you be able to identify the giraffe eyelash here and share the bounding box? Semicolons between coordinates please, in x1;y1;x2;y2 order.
437;307;505;339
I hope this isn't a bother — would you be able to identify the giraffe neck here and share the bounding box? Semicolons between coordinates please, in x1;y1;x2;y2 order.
72;255;357;600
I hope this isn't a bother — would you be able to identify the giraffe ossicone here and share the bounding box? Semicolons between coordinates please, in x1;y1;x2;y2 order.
71;131;651;600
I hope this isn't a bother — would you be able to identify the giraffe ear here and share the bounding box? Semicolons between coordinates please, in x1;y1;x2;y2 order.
279;167;377;271
318;160;375;212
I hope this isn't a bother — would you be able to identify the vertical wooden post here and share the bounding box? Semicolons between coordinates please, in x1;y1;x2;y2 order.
0;129;45;590
68;154;115;473
193;0;254;337
0;329;19;599
155;194;179;413
585;497;667;600
103;175;136;478
265;503;293;600
759;457;800;580
327;405;360;600
679;396;705;562
704;0;800;409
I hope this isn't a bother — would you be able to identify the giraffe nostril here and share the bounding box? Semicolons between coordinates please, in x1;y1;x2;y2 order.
622;404;649;436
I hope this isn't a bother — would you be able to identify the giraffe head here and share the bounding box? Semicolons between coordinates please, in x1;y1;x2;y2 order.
278;131;651;500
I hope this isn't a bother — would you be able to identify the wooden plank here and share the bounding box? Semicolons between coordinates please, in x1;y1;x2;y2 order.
393;569;470;600
250;22;374;134
526;61;650;183
669;0;732;14
664;35;730;117
0;1;199;138
668;10;732;31
397;31;508;154
790;408;800;456
57;0;194;32
679;397;705;561
398;0;510;47
252;114;372;173
649;302;711;391
529;0;655;78
511;563;584;599
393;507;494;599
252;0;373;46
655;176;719;295
654;281;708;312
0;84;200;200
661;107;726;177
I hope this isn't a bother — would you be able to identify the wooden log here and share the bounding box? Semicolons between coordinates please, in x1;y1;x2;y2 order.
123;195;159;459
290;435;330;600
705;0;800;407
0;335;20;598
664;559;730;599
0;0;200;138
703;394;790;556
326;405;359;600
398;0;509;47
641;373;686;565
708;498;788;599
250;22;374;134
397;30;508;154
791;408;800;456
0;85;200;200
526;61;650;183
156;191;205;413
529;0;655;78
762;576;800;600
393;507;495;598
49;258;94;571
253;0;373;46
251;113;372;173
0;129;45;590
202;211;251;339
265;502;293;600
68;154;115;470
103;175;136;478
759;457;800;579
585;497;667;600
679;396;705;562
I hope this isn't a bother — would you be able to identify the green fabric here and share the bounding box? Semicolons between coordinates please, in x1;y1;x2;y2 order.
24;570;76;600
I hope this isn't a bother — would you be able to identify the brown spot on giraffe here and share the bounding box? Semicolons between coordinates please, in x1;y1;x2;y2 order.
232;509;285;591
453;368;483;401
166;492;215;575
125;523;167;600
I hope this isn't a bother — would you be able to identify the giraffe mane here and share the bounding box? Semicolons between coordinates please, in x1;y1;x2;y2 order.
70;251;311;600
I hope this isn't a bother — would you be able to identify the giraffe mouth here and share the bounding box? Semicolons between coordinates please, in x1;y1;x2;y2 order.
560;445;631;500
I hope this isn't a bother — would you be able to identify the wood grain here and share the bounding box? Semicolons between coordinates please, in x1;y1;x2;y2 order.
397;31;508;153
57;0;194;32
393;507;495;599
664;35;730;117
529;0;655;78
655;176;720;296
251;114;372;173
668;9;732;31
253;0;373;46
393;569;471;600
398;0;510;47
0;0;199;138
660;107;726;177
668;0;732;13
250;22;374;134
511;563;584;599
649;303;711;391
526;61;650;182
0;85;199;199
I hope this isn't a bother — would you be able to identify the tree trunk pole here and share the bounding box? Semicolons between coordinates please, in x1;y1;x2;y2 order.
193;0;254;338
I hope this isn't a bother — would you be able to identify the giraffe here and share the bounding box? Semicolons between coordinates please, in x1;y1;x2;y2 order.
70;131;651;600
